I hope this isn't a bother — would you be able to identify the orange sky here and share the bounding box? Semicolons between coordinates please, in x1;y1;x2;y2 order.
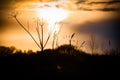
0;0;120;54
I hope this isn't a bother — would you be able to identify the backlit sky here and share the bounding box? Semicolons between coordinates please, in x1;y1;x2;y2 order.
0;0;120;54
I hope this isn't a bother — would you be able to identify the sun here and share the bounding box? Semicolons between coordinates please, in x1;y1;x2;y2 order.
36;7;69;33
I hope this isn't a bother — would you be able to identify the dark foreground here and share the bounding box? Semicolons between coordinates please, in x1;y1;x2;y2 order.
0;45;120;79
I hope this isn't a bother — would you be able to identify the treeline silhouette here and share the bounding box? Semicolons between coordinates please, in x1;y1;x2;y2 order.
0;45;120;79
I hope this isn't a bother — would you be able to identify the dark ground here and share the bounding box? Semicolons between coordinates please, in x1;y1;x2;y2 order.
0;45;120;79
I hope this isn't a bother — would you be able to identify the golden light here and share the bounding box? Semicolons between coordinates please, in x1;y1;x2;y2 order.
36;7;69;33
47;23;60;33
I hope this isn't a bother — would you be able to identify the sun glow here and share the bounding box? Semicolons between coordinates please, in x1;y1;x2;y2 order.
36;7;69;32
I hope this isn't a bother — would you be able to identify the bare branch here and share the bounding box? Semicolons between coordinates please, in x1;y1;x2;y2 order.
13;16;41;49
36;19;42;48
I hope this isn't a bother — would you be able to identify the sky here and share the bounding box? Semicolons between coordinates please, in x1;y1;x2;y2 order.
0;0;120;54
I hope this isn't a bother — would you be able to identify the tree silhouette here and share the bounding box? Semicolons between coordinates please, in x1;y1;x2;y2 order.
12;12;59;52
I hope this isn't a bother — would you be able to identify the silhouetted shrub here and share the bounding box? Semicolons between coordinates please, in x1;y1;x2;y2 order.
55;44;86;56
0;46;14;56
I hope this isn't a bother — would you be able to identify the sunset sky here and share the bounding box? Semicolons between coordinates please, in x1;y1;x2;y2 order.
0;0;120;54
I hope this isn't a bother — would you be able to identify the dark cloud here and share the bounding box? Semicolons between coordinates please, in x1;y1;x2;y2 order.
78;7;93;11
79;7;120;11
74;18;120;48
87;1;120;5
0;17;6;27
0;0;13;10
76;0;120;11
76;0;86;4
96;8;120;11
0;0;39;10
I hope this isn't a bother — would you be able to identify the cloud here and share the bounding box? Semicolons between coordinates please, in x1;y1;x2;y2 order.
0;0;35;10
78;7;120;11
87;0;120;5
96;8;120;11
76;0;120;4
73;18;120;48
0;0;12;10
0;0;57;10
1;0;120;11
76;0;120;11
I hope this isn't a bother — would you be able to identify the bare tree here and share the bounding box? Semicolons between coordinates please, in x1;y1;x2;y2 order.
12;12;55;52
